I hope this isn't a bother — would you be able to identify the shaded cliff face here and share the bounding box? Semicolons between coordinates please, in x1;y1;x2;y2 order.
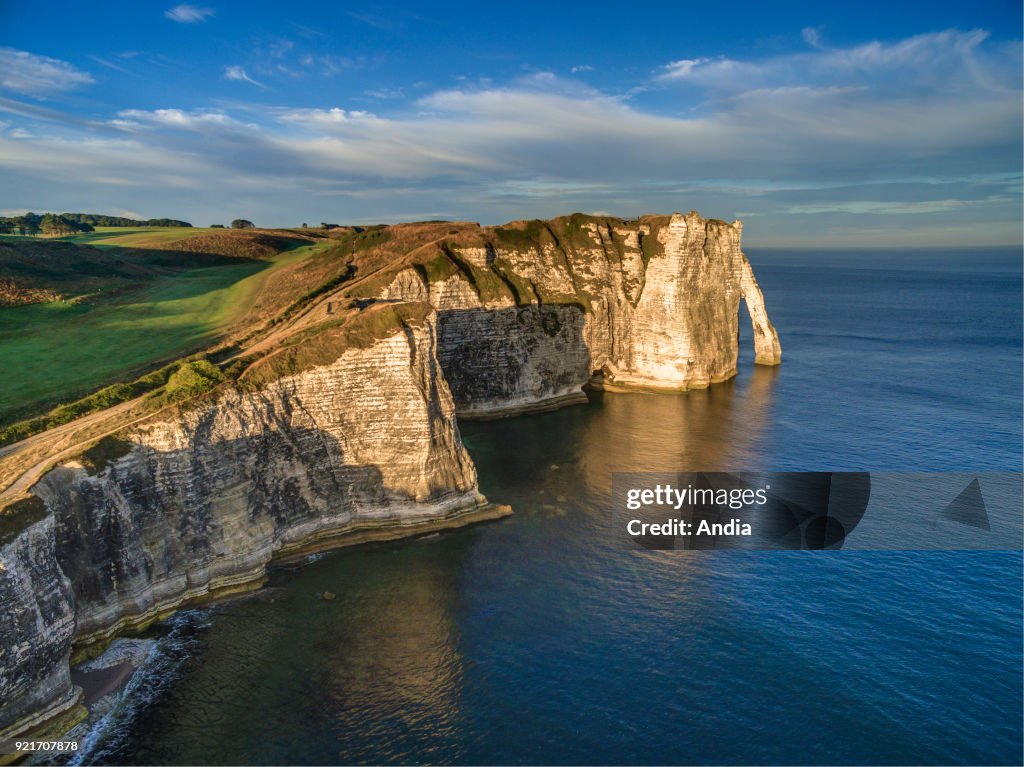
436;306;591;417
362;211;781;414
0;510;82;740
0;304;495;738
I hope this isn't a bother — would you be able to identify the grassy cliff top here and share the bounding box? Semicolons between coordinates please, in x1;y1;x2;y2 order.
336;212;725;310
0;229;351;430
240;301;433;388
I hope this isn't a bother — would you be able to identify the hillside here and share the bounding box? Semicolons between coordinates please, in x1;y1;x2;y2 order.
0;228;347;426
0;237;277;306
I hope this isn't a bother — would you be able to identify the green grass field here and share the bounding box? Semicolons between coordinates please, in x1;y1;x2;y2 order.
0;227;215;247
0;243;313;424
56;226;218;247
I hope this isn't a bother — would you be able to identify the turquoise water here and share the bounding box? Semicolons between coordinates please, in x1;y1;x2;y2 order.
77;248;1022;765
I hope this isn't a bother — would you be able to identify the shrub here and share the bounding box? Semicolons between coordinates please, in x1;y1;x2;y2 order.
164;359;225;400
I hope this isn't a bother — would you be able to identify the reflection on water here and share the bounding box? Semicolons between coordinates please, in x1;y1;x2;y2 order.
580;364;780;484
312;549;465;762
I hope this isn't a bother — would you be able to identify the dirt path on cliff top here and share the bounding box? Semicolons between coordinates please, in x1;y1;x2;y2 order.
241;234;447;358
0;399;155;504
0;266;338;503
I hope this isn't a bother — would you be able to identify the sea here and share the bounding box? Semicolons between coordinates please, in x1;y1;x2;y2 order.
69;248;1023;766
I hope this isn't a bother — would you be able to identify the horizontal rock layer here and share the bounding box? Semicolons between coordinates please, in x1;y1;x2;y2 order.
0;511;83;742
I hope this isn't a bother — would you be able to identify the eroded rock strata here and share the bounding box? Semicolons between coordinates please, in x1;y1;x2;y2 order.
0;210;780;741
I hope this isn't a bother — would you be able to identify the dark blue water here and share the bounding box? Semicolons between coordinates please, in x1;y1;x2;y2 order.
79;248;1022;766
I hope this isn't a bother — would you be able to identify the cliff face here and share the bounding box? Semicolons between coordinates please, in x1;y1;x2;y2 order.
0;510;82;742
435;306;592;417
369;212;781;415
0;304;497;739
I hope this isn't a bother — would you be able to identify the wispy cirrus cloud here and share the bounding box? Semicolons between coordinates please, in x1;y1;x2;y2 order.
657;28;1013;97
274;107;378;124
164;4;215;23
89;55;132;74
801;26;824;49
365;87;405;100
0;48;93;97
224;65;264;88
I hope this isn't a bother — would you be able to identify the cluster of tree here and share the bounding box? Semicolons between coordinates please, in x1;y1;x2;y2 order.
0;213;93;236
59;213;192;227
0;211;193;235
231;219;255;229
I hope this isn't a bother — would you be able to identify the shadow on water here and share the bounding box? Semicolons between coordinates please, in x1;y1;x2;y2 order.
85;533;479;766
73;369;1022;766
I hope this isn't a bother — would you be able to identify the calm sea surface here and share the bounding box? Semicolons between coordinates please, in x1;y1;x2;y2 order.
77;249;1022;765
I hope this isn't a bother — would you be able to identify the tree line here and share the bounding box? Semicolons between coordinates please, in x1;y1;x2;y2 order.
0;212;193;235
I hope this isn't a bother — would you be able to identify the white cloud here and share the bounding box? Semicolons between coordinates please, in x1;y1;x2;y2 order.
275;107;377;125
114;108;252;132
224;66;264;88
657;29;1010;96
0;48;93;97
660;58;711;79
780;199;975;215
801;27;823;49
365;88;404;100
571;65;595;73
90;55;132;74
0;133;210;188
294;53;365;77
164;5;215;23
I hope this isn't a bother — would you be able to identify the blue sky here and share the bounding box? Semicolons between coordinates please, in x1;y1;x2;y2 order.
0;0;1020;246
